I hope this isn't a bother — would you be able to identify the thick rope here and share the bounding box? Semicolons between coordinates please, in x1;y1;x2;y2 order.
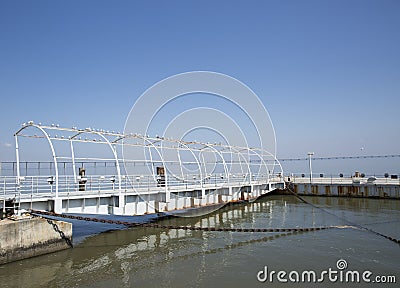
285;185;400;245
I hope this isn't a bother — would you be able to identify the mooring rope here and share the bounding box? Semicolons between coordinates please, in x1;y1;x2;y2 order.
285;185;400;245
29;190;400;246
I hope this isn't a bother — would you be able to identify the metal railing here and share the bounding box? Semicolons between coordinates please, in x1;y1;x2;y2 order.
0;172;282;200
286;173;400;185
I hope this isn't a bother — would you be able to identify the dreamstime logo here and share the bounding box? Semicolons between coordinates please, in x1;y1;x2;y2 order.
336;259;347;270
257;259;396;284
122;71;277;215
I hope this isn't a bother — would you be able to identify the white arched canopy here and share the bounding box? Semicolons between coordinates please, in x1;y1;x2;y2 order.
14;122;283;198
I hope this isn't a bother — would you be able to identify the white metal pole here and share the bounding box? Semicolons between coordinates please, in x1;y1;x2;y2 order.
14;135;21;215
70;140;77;184
308;152;314;184
15;135;20;184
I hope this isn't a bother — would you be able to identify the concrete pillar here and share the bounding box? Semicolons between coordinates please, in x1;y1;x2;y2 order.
54;198;62;214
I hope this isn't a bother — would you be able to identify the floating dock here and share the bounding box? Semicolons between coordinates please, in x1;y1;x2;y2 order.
1;122;285;216
0;122;285;263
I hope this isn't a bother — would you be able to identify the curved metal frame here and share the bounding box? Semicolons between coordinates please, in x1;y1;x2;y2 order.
15;123;60;198
14;122;283;202
198;143;229;182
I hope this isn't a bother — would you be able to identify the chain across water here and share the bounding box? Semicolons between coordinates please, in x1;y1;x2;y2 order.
29;209;350;234
29;196;400;246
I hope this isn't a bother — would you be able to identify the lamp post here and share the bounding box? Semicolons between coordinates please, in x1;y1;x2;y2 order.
307;152;314;184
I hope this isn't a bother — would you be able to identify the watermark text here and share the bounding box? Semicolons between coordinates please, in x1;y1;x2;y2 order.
257;259;396;284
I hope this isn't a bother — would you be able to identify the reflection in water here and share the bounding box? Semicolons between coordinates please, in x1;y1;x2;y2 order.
1;195;399;288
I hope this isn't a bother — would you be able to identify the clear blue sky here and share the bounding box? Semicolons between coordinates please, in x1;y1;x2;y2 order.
0;0;399;173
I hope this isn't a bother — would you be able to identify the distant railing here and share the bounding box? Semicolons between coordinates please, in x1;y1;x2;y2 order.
286;173;400;185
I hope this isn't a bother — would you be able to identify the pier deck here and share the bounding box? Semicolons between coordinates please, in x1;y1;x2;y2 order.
1;174;285;215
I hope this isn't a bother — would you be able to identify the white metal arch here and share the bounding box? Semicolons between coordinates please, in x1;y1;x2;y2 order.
199;143;229;182
13;122;284;205
14;123;60;198
246;148;270;181
63;129;123;194
226;145;251;182
256;147;284;177
92;131;122;193
173;141;203;185
130;134;175;202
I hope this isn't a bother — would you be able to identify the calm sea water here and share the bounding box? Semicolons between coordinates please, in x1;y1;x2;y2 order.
1;195;399;287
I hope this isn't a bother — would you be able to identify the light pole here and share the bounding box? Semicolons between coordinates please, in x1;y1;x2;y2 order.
308;152;314;184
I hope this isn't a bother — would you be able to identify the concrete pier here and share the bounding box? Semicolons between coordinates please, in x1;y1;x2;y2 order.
286;177;400;199
0;217;72;264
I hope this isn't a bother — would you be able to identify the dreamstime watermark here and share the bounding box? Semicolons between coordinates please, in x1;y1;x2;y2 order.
257;259;396;284
122;71;279;216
